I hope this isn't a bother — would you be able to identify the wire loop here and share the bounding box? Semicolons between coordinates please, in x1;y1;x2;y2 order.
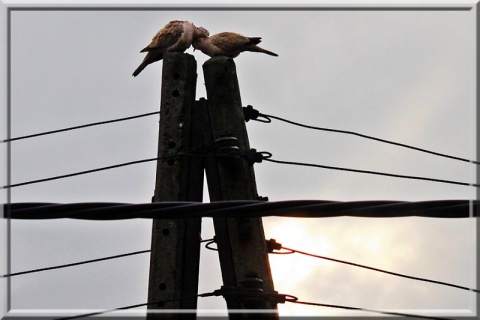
205;240;218;251
242;105;271;123
240;149;271;165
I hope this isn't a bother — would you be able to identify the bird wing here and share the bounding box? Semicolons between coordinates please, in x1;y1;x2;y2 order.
140;20;185;52
210;32;251;52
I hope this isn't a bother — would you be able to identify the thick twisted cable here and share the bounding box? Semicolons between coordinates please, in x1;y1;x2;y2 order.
6;200;475;220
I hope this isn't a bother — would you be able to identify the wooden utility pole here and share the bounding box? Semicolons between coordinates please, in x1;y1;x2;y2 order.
147;52;203;319
203;56;279;319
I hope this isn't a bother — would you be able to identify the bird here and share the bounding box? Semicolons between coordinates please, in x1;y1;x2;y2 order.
192;32;278;58
132;20;209;77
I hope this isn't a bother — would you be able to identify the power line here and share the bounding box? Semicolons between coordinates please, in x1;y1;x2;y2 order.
4;151;478;189
54;289;454;320
4;107;476;191
56;288;289;320
287;299;453;320
2;239;213;278
3;111;160;143
265;158;480;187
55;292;215;320
2;149;264;189
2;249;150;278
267;239;479;293
2;156;170;189
266;113;479;165
243;105;479;165
7;200;475;220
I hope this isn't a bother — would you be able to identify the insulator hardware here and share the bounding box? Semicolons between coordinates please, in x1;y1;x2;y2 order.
242;105;272;123
211;281;291;307
242;148;267;166
257;195;269;201
214;136;240;154
265;239;282;253
239;274;264;292
239;274;265;308
243;105;259;122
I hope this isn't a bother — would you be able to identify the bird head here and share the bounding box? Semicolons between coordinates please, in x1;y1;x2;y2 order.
192;36;206;51
194;25;210;38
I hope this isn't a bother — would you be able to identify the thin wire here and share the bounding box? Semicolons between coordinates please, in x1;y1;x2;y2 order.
2;149;267;189
280;245;480;293
3;111;160;143
288;299;453;320
55;302;155;320
2;239;214;278
2;249;151;278
262;113;480;165
9;151;474;190
55;292;214;320
3;156;171;189
55;292;452;320
265;158;480;187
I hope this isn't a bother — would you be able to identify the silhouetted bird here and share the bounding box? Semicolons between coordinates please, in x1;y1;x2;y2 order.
192;32;278;58
133;20;209;76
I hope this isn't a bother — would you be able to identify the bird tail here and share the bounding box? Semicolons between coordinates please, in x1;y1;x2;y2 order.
132;62;147;77
248;37;262;45
254;46;278;57
132;51;164;77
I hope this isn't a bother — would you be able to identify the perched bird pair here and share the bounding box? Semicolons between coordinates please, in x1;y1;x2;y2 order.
132;20;278;77
132;20;209;77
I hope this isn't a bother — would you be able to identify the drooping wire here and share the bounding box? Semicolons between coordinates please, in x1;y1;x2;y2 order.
2;238;214;278
243;105;479;165
267;239;479;293
55;289;453;320
265;158;480;187
3;156;169;189
287;299;453;320
2;149;266;189
2;249;150;278
55;289;452;320
53;289;454;320
4;235;469;319
3;111;160;143
55;291;217;320
4;150;478;189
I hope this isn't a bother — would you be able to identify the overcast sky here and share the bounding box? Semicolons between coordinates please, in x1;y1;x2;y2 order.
1;1;478;318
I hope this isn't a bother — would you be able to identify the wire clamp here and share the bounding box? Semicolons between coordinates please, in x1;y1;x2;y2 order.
211;274;295;307
243;105;259;121
241;149;272;166
266;238;282;253
243;105;271;123
257;194;269;201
